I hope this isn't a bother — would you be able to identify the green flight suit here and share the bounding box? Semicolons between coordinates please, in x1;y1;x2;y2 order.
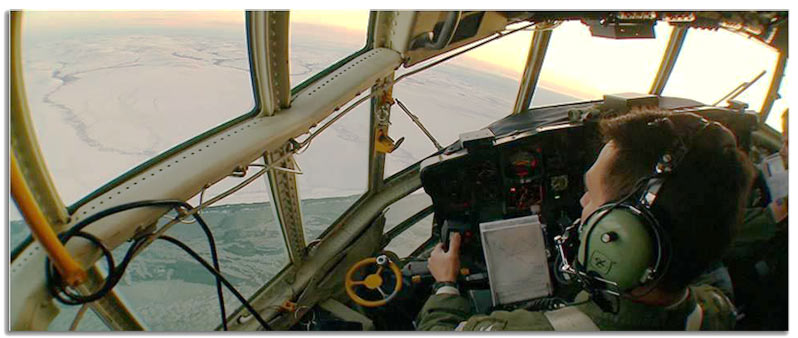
691;206;782;301
724;205;788;330
416;285;735;331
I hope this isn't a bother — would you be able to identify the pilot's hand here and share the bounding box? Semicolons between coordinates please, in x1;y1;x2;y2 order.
428;232;461;283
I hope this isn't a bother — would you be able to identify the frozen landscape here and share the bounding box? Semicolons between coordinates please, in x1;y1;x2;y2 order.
12;19;579;331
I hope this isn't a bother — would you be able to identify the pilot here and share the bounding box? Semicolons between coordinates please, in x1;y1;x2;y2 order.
416;109;753;331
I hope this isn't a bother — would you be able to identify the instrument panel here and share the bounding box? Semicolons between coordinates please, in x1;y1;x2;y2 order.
417;119;597;304
420;122;592;243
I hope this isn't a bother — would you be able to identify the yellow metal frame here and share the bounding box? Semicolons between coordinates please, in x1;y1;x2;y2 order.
10;11;69;227
11;152;86;286
10;11;85;286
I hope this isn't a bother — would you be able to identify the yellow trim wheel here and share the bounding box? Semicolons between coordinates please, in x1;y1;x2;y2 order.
345;257;403;307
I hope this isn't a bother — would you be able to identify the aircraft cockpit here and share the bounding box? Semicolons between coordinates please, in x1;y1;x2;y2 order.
9;10;787;332
329;92;769;330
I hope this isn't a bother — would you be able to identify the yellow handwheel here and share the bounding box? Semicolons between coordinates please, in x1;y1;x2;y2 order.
345;255;403;307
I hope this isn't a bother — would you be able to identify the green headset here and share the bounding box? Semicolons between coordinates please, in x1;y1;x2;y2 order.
556;113;716;298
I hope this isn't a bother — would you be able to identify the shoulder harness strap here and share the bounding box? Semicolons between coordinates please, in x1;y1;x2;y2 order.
544;306;600;331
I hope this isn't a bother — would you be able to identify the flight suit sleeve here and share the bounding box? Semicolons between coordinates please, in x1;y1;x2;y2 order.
416;294;556;331
416;294;473;331
458;310;555;331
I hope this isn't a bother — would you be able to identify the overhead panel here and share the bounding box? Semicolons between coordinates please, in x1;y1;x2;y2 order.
249;11;292;117
402;11;509;66
373;11;417;52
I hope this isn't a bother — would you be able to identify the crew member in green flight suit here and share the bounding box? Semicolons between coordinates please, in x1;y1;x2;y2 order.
723;109;788;330
417;109;753;331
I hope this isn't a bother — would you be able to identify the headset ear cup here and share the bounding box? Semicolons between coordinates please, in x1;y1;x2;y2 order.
578;205;659;291
577;206;607;270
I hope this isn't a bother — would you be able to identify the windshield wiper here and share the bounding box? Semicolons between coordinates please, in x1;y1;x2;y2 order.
712;70;767;107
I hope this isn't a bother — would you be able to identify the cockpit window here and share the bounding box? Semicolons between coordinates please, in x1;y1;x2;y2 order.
21;11;255;205
383;189;432;233
385;214;435;259
97;158;290;331
385;43;523;177
534;21;673;105
382;189;434;258
295;100;370;243
662;27;780;115
290;10;370;88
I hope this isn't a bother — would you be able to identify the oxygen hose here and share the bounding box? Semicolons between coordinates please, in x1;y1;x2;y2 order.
11;151;87;287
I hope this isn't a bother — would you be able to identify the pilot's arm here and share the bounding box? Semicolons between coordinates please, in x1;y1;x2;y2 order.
416;233;473;330
416;233;555;331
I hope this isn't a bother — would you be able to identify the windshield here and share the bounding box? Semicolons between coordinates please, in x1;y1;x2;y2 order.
662;26;781;129
21;11;256;205
463;20;784;132
535;21;674;102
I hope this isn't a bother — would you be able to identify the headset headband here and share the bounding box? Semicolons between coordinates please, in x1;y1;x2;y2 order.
639;115;713;207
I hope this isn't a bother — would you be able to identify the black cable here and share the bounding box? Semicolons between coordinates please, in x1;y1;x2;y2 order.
182;207;229;330
46;232;146;305
46;201;186;302
45;200;234;330
45;231;117;305
525;297;568;311
156;235;271;330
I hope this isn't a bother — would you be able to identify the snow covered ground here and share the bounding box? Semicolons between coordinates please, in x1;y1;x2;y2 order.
22;31;255;205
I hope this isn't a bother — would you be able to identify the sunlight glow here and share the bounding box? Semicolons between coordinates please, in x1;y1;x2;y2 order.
22;10;244;31
291;10;370;33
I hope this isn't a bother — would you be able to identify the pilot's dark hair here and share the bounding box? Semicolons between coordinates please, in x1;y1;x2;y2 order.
598;107;754;292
